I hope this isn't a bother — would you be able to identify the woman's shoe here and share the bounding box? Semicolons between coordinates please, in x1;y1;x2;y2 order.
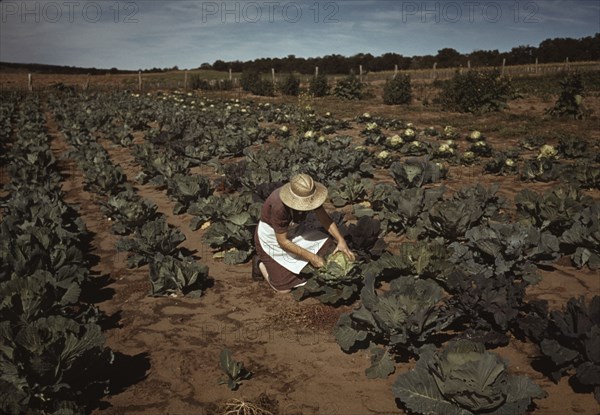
251;256;263;281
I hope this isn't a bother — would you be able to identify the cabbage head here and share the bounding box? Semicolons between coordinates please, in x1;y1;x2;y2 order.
316;251;355;281
393;339;547;415
430;340;508;411
537;144;558;160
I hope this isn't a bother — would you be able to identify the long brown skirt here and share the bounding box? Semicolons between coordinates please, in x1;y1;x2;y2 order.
253;229;335;291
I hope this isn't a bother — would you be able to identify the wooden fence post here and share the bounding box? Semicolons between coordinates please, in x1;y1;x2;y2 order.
138;71;142;91
501;58;506;75
84;73;90;91
432;63;437;80
467;60;471;70
535;58;539;74
359;65;363;82
272;68;275;84
315;66;319;77
28;73;32;92
229;68;232;81
394;64;398;78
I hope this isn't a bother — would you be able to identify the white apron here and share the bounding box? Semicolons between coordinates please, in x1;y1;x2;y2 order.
257;220;329;274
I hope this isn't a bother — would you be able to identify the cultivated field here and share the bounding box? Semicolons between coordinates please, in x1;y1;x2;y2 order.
1;69;599;415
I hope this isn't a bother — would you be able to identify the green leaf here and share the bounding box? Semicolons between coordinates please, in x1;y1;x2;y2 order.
220;348;234;374
365;346;395;379
224;248;252;265
219;348;251;390
229;212;251;226
488;375;547;415
404;164;422;183
334;314;367;352
392;363;462;415
353;204;375;218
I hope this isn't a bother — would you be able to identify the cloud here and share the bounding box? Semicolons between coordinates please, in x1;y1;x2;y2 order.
1;0;598;69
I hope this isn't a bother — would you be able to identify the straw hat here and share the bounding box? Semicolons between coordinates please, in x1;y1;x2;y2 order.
280;174;328;211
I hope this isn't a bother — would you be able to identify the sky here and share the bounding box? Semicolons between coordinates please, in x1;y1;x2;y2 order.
1;0;599;70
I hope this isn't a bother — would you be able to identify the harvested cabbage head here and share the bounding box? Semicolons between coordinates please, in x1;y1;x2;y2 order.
316;251;355;280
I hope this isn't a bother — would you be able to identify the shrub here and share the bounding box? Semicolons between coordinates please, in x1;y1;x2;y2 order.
280;73;301;96
546;72;586;119
189;75;209;90
438;69;512;113
217;79;234;91
333;73;363;100
190;76;234;91
383;74;412;105
240;70;274;96
309;73;329;97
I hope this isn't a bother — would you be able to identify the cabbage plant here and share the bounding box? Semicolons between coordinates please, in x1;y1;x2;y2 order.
166;173;212;214
389;157;446;188
334;274;456;377
465;223;560;284
561;202;600;269
100;189;159;235
116;218;186;268
520;158;561;182
393;339;547;415
538;296;600;403
328;174;373;207
292;251;362;305
149;253;209;297
369;184;445;236
422;184;504;240
343;216;387;261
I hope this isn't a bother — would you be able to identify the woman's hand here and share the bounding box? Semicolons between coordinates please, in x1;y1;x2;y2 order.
334;240;356;262
310;253;325;268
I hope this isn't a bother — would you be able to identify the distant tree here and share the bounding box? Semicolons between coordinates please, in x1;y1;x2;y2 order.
213;60;228;71
410;55;436;70
372;52;406;72
436;48;462;68
578;34;600;60
200;62;212;69
538;37;579;63
230;60;244;73
508;45;536;65
210;34;598;74
321;54;350;74
468;50;501;67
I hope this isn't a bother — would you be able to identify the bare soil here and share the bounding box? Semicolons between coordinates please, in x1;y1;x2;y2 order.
30;78;600;415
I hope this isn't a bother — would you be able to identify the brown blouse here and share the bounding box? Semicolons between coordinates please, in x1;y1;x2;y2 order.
260;187;307;234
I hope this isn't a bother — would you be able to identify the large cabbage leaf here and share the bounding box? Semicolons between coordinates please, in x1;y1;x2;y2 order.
393;340;547;415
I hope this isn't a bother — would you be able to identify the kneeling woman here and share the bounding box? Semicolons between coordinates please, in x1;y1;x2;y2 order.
253;174;355;293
